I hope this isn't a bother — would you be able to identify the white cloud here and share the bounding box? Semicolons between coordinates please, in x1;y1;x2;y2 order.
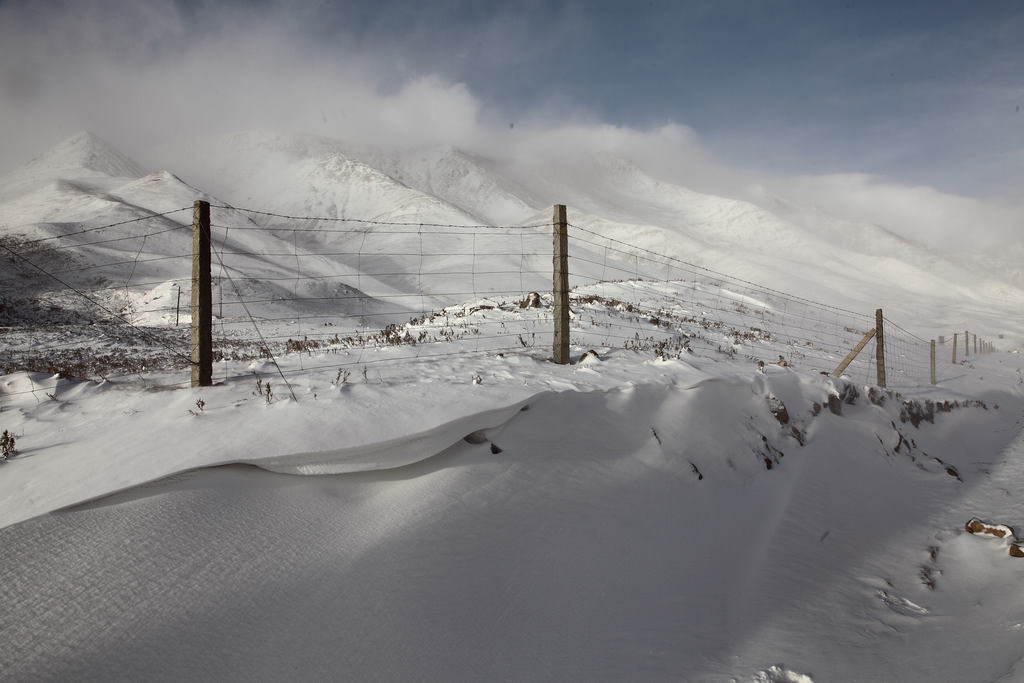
772;173;1020;253
0;0;1019;273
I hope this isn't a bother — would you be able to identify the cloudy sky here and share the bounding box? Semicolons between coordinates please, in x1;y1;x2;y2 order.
0;0;1021;212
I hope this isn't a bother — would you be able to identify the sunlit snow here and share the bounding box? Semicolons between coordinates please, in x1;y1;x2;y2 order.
2;132;1024;681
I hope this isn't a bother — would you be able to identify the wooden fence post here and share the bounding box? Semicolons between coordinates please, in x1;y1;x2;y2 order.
965;329;969;357
930;339;936;385
952;332;958;364
191;200;212;387
553;204;570;365
974;334;978;355
875;308;886;387
833;328;876;377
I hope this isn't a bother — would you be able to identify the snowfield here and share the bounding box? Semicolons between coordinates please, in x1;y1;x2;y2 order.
2;132;1024;681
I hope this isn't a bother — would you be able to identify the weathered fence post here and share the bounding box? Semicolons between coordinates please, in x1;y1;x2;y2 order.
553;204;570;365
191;200;213;387
875;308;886;387
930;339;936;385
974;334;978;355
952;332;958;364
965;329;969;357
832;328;876;377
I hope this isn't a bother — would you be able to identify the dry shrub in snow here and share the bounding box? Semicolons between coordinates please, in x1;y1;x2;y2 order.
1;430;15;460
518;292;541;309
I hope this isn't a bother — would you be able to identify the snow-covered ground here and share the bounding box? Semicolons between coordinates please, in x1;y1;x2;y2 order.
4;349;1024;681
2;132;1024;681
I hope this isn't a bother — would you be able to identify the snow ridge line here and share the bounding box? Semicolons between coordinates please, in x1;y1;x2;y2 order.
236;394;540;475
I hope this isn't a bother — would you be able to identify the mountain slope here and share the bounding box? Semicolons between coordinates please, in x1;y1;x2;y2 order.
3;130;1024;355
196;132;496;225
0;131;145;203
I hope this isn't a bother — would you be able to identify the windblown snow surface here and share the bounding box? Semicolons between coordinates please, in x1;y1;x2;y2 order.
3;133;1024;682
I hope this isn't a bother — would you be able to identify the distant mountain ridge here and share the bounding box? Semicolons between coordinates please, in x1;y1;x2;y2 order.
1;130;1022;340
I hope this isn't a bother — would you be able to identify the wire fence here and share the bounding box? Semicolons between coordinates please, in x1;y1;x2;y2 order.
0;200;978;405
565;223;889;385
881;316;933;387
201;205;555;388
0;207;195;382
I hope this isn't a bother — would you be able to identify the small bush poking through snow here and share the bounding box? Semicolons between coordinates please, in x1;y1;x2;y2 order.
518;292;541;309
252;373;274;404
1;430;16;461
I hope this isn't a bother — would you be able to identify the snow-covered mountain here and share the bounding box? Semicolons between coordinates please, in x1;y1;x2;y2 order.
3;130;1020;344
0;131;145;203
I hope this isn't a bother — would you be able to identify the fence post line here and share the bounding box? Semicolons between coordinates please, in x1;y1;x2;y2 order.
552;204;570;365
965;329;969;357
191;199;213;387
875;308;886;387
930;339;936;385
952;332;958;364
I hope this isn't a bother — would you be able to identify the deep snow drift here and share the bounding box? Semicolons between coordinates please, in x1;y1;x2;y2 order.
2;132;1024;681
4;351;1024;681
